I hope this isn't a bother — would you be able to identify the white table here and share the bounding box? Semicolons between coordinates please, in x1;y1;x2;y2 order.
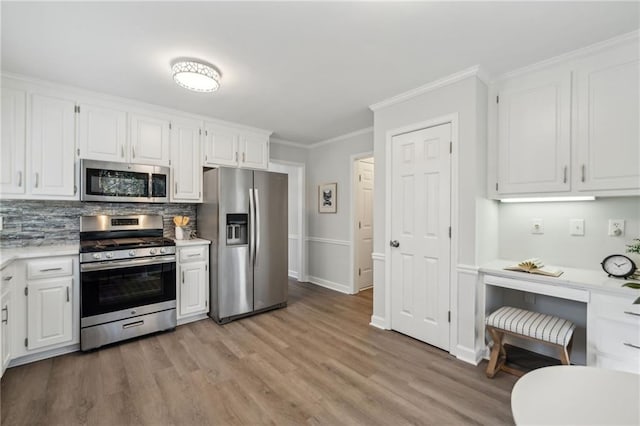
511;366;640;425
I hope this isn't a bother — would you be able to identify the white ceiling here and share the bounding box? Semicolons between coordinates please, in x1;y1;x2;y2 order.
2;2;638;145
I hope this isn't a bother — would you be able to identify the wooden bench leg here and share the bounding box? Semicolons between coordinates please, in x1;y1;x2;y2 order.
486;326;505;378
559;336;574;365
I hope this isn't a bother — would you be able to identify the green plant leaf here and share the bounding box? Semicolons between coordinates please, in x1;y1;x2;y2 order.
622;282;640;290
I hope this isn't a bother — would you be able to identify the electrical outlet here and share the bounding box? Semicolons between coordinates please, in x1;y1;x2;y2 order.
531;218;544;234
570;219;585;236
608;219;625;237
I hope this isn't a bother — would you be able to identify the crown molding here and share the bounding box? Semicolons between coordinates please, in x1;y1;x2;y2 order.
369;65;487;112
493;29;639;82
269;137;308;149
307;126;374;149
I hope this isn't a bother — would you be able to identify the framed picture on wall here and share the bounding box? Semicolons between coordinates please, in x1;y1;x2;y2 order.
318;182;337;213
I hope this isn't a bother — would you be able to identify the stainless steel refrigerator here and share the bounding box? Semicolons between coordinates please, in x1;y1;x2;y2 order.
198;167;288;323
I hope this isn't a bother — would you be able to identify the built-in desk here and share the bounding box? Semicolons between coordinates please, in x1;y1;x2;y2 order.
480;260;640;374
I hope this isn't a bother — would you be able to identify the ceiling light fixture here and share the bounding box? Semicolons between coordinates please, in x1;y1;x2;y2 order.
172;60;220;93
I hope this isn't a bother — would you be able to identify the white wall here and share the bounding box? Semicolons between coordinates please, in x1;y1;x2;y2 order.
498;197;640;270
306;131;373;293
270;141;308;164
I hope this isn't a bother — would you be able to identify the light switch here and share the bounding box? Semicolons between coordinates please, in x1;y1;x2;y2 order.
570;219;585;236
531;218;544;234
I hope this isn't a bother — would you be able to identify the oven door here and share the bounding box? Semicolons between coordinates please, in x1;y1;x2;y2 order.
80;255;176;326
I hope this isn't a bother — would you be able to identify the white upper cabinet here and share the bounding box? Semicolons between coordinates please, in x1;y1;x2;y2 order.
574;42;640;192
203;122;270;170
78;103;127;163
170;118;202;202
240;132;269;170
1;88;26;195
203;124;239;167
496;69;572;195
30;94;77;198
129;113;171;166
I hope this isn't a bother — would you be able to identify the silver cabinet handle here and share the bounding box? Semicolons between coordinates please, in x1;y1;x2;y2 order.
3;276;12;281
563;166;567;184
390;240;400;248
181;271;185;283
34;172;39;188
1;306;7;324
66;286;70;302
132;145;136;158
242;152;246;163
175;182;178;194
235;152;238;162
187;253;200;257
123;320;144;329
121;145;125;158
17;171;22;187
624;311;640;317
623;342;640;350
581;164;586;183
40;267;62;272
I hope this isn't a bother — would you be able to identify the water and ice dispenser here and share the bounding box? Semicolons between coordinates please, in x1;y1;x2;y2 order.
226;213;248;245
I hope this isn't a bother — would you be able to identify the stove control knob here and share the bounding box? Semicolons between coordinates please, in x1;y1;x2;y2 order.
149;248;157;255
160;247;167;254
92;253;101;260
129;250;136;257
106;252;114;259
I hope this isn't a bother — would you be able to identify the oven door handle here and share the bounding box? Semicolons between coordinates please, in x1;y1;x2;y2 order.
80;255;176;272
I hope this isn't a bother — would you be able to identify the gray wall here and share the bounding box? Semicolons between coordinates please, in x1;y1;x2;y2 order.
0;200;197;248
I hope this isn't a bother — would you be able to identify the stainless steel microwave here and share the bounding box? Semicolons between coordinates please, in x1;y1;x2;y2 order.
80;160;170;203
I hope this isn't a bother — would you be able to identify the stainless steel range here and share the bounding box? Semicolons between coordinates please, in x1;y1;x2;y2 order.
79;215;176;351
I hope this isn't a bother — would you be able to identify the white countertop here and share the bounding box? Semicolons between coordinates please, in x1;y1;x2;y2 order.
480;259;639;298
172;238;212;247
0;244;80;269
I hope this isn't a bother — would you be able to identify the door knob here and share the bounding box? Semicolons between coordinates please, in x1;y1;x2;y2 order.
390;240;400;248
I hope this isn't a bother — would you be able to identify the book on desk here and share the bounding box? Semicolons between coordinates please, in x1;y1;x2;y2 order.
504;258;564;277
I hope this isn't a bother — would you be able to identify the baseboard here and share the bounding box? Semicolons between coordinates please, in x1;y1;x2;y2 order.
369;315;388;330
177;313;209;326
288;270;299;280
358;285;373;292
8;344;80;368
307;275;351;294
455;344;484;366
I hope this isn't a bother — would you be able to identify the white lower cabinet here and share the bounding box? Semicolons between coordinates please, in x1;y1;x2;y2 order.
26;276;73;351
588;292;640;374
176;242;210;322
1;263;15;377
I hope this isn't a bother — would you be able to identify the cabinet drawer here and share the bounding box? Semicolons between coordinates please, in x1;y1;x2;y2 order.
178;247;207;263
593;317;640;359
27;258;73;280
591;293;640;326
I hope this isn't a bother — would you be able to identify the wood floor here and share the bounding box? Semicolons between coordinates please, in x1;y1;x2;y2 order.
1;281;517;425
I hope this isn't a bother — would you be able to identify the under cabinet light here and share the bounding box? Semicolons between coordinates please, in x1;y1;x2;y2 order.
500;196;596;203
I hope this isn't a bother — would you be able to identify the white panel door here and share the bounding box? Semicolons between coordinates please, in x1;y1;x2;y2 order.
78;103;127;162
30;94;76;197
356;159;374;291
203;124;239;167
575;53;640;191
390;123;451;351
497;70;571;194
1;290;12;376
129;113;170;166
239;133;269;170
178;262;207;318
1;88;26;195
27;277;73;350
171;119;202;201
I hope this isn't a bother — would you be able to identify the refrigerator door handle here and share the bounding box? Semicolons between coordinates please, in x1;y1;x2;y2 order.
254;188;260;266
249;188;255;266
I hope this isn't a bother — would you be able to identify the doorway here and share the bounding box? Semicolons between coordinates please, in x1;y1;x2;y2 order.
389;122;452;351
352;154;374;293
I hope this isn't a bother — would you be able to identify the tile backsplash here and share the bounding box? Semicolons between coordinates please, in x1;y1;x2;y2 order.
0;200;198;248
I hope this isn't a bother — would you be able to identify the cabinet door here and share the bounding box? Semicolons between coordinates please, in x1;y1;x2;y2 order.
171;120;202;201
1;291;11;376
78;103;127;162
575;45;640;192
203;125;239;167
130;113;170;166
239;133;269;170
27;277;73;350
1;88;26;195
30;95;76;197
178;262;207;318
497;70;572;194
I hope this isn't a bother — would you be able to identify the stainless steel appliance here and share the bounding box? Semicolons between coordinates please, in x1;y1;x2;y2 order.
79;215;176;350
198;167;288;323
80;159;170;203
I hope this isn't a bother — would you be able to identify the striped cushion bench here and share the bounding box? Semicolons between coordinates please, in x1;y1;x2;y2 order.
485;306;576;378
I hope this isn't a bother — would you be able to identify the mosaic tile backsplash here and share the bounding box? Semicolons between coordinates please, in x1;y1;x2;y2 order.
0;200;198;248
